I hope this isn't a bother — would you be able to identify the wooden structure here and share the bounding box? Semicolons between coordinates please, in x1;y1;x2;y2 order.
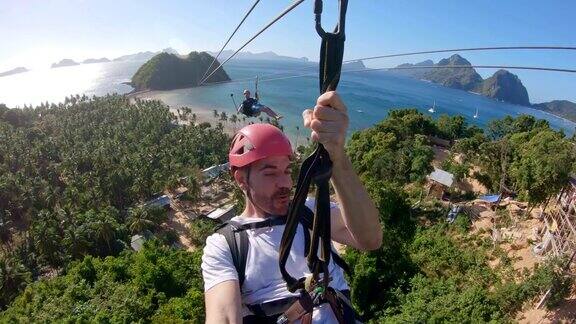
427;168;455;200
543;176;576;258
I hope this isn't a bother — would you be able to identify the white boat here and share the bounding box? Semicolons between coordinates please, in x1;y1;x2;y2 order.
473;107;479;119
428;100;436;113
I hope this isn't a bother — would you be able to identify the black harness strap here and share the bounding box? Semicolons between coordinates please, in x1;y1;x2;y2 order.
279;0;349;295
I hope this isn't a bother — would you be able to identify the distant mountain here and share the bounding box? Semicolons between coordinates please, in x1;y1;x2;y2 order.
0;67;29;77
82;58;110;64
207;50;309;62
422;55;483;91
51;59;80;68
532;100;576;122
391;55;532;106
475;69;529;106
113;48;180;62
161;47;179;55
113;51;157;62
131;51;230;91
342;60;367;71
390;59;434;79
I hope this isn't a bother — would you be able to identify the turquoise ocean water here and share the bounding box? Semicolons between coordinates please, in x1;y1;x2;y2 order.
1;59;574;138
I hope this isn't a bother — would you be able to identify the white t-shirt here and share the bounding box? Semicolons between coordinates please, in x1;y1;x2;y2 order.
201;198;349;323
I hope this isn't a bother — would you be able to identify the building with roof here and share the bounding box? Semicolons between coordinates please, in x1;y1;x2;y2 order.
427;168;455;200
428;168;455;188
130;230;153;251
143;194;171;210
204;204;236;223
202;162;230;184
130;235;146;251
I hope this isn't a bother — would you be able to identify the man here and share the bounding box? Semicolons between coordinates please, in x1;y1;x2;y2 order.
238;89;282;120
202;91;382;323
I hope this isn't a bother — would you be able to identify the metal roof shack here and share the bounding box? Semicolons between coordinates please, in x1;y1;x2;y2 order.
427;168;455;188
204;204;236;223
202;162;230;183
130;231;153;251
143;194;171;209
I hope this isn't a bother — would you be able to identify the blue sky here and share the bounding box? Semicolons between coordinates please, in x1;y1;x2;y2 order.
1;0;574;102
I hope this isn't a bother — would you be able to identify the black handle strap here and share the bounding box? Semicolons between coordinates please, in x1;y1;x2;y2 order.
279;0;348;293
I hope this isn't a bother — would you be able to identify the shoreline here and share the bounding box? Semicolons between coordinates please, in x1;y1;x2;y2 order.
132;90;238;136
131;91;307;147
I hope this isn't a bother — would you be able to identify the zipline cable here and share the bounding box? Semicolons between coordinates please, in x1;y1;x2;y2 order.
258;64;576;83
199;0;306;85
255;46;576;81
200;45;576;87
199;0;262;84
343;46;576;64
198;63;576;88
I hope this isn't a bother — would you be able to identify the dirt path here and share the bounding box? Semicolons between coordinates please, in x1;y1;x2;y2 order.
166;209;196;251
518;292;576;323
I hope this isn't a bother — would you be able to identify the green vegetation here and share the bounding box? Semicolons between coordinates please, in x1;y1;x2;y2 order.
1;104;573;322
1;241;206;323
343;110;573;322
131;51;230;91
0;94;229;310
188;217;220;247
347;109;480;184
454;114;576;208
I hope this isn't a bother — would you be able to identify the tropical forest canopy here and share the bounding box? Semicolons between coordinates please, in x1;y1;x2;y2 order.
1;98;575;322
0;95;228;318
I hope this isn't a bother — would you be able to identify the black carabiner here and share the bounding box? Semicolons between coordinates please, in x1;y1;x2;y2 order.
314;0;348;39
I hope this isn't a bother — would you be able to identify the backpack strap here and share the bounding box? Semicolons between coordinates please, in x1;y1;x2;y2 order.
216;221;249;288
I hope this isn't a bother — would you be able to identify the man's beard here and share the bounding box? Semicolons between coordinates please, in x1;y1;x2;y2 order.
251;187;292;216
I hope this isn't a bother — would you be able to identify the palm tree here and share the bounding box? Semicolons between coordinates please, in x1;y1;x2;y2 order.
230;114;238;132
295;126;300;148
0;219;12;253
0;257;31;306
95;220;115;252
220;112;228;130
128;208;154;234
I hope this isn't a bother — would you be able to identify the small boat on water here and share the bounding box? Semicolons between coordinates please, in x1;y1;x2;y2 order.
428;100;436;113
473;107;479;119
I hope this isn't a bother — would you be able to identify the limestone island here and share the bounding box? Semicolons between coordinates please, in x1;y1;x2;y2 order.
131;51;230;91
51;59;80;68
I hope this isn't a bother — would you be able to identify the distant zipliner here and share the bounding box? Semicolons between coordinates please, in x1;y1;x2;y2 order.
235;77;282;120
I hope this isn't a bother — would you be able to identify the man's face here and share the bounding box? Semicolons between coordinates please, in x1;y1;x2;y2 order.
239;155;293;216
244;91;250;99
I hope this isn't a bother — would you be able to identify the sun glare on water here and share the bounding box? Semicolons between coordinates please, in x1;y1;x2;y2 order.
0;64;103;107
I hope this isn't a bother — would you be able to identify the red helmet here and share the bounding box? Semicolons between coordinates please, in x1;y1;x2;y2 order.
229;124;292;168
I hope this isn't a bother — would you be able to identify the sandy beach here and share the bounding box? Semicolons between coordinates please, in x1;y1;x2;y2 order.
131;90;309;147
